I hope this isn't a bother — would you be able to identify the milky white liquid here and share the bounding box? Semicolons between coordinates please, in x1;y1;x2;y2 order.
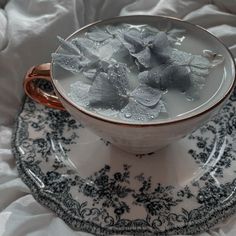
66;23;225;122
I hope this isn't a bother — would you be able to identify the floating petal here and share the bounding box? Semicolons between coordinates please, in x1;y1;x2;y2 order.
89;72;128;110
52;53;89;73
83;69;97;81
98;38;128;61
190;55;211;69
138;67;164;88
98;60;111;72
151;32;170;54
131;47;152;69
159;65;191;92
143;34;156;45
123;29;144;53
141;25;160;38
190;66;209;77
120;100;166;122
153;51;171;65
185;74;206;100
139;65;191;92
87;26;112;42
107;63;129;96
130;84;162;107
138;71;149;84
190;74;206;90
109;39;131;62
57;36;80;55
72;38;99;62
106;24;128;38
171;49;192;66
68;81;90;107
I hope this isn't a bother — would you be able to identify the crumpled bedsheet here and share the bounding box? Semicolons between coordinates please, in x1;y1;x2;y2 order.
0;0;236;235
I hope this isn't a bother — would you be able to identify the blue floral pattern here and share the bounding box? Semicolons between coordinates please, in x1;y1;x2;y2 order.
188;98;236;178
11;85;236;235
132;174;182;216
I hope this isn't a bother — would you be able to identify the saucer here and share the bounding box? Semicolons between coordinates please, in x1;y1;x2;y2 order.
12;91;236;235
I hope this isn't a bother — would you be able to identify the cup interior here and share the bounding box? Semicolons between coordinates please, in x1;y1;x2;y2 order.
51;15;235;125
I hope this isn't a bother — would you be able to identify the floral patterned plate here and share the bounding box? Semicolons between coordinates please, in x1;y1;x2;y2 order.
12;89;236;235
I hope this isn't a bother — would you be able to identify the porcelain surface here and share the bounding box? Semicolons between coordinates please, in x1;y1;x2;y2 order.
12;84;236;235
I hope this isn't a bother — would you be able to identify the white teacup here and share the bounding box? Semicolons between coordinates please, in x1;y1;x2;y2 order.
24;15;236;154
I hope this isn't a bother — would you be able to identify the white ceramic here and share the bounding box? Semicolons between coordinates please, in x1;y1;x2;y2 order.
24;15;236;154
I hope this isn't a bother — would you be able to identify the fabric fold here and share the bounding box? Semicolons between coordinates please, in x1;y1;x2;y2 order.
0;0;235;235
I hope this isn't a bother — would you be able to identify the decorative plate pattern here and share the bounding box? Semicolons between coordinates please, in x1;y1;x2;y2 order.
12;83;236;235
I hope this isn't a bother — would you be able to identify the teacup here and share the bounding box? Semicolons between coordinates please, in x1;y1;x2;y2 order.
24;15;235;154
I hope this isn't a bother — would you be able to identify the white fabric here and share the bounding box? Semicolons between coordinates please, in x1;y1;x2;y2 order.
0;0;235;235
